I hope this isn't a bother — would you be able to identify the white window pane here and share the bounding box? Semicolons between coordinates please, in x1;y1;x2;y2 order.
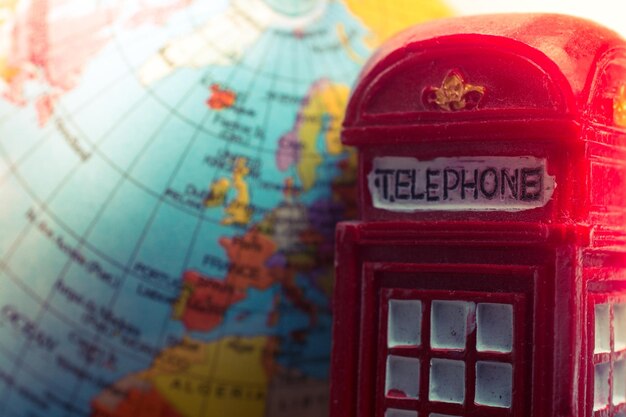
386;409;417;417
615;304;626;351
429;359;465;404
388;299;422;347
431;300;473;350
477;303;513;353
595;304;610;354
614;359;626;405
595;362;610;410
386;355;420;399
475;361;513;408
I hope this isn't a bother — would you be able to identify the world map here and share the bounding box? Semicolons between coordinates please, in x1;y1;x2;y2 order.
0;1;451;416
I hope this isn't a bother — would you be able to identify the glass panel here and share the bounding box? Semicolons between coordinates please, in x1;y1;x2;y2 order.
386;355;420;399
429;358;465;404
431;300;473;350
615;303;626;351
477;303;513;353
614;359;626;405
595;362;611;410
386;409;418;417
475;361;513;408
388;299;422;347
595;304;610;354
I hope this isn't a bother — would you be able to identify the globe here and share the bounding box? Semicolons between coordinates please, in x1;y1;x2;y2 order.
0;1;451;416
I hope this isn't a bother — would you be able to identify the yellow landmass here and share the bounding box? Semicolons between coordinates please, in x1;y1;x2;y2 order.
171;282;193;320
223;158;252;225
0;0;18;14
337;23;365;64
297;82;350;191
146;336;277;417
0;58;19;82
342;0;453;47
0;0;18;7
320;84;350;155
204;178;230;207
0;0;20;83
0;1;19;27
205;158;252;225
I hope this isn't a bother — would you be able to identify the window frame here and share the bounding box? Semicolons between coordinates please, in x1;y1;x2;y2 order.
589;293;626;417
377;289;526;417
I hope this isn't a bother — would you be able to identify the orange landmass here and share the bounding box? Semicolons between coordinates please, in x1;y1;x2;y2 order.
282;177;301;201
91;385;182;417
92;335;277;417
219;228;278;292
266;254;319;328
266;294;281;327
206;83;237;110
173;229;277;332
178;270;245;332
175;226;321;332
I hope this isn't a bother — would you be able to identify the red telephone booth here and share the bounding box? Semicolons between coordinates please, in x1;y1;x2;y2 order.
330;14;626;417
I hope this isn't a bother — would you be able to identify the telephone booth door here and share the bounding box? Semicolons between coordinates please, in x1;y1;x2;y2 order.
356;263;538;417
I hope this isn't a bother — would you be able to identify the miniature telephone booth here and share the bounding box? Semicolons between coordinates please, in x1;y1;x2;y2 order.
330;14;626;417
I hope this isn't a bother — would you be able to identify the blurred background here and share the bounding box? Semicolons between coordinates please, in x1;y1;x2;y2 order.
452;0;625;36
0;1;622;417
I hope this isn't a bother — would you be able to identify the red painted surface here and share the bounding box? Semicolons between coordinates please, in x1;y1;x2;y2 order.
178;270;245;332
207;84;237;110
330;14;626;417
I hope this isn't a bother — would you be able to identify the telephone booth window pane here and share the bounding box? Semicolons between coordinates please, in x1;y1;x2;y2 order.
386;355;420;399
615;304;626;351
595;362;611;410
429;358;465;404
430;414;460;417
476;303;513;353
388;300;422;347
431;301;473;350
596;304;611;354
386;409;418;417
475;361;513;408
614;359;626;405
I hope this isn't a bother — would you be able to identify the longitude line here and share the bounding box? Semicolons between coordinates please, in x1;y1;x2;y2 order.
60;6;254;409
0;3;201;189
189;17;285;417
83;4;262;415
0;1;228;410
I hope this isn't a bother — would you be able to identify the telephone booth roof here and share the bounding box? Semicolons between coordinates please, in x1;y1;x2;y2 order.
343;14;626;145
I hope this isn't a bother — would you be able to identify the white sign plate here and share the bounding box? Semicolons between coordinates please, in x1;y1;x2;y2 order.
368;156;556;212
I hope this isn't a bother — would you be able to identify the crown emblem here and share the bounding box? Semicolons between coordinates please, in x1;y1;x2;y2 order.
423;70;485;111
614;85;626;128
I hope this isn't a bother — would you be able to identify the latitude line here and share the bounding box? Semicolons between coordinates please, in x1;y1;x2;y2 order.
57;2;255;409
0;0;202;190
0;2;235;410
66;1;261;412
0;1;363;414
191;20;287;417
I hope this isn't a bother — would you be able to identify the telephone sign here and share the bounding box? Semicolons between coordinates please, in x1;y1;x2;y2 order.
369;156;556;211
